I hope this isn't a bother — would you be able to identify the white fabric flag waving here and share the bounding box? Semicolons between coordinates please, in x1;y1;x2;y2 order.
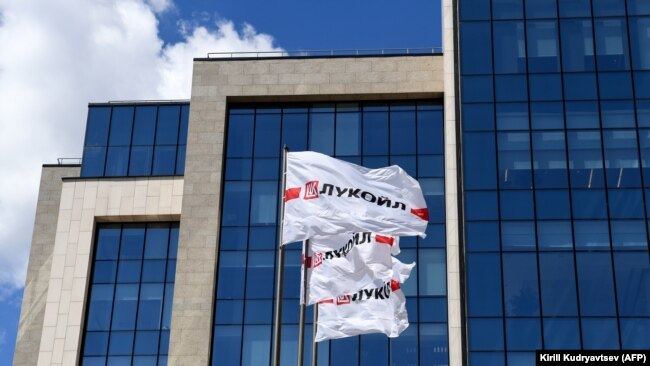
304;232;400;305
282;151;428;244
315;257;415;342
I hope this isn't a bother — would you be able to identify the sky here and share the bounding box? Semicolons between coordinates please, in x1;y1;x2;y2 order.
0;0;440;363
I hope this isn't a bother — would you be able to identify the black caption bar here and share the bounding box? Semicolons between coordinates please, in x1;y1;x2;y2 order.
537;351;650;366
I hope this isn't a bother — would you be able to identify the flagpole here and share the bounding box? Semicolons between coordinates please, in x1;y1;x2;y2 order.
297;239;309;366
311;303;318;366
272;145;289;366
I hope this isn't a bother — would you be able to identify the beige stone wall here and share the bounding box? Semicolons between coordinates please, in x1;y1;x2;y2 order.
35;177;183;366
171;55;444;365
443;0;464;365
14;166;80;366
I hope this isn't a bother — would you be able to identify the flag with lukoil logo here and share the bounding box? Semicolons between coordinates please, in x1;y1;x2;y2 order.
302;232;400;305
282;151;429;245
314;257;415;342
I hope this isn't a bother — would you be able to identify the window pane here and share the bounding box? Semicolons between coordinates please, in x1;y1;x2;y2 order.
212;326;242;365
390;111;416;155
112;284;139;330
221;182;251;226
593;0;625;16
418;110;443;154
463;103;495;131
532;131;567;188
152;146;177;176
81;147;106;177
595;18;631;71
217;251;246;299
461;0;490;20
614;252;650;316
241;325;271;366
543;318;581;349
601;100;635;128
537;220;572;249
503;253;540;316
120;226;145;259
105;147;130;176
567;130;604;188
390;326;418;366
129;146;153;176
109;107;134;146
227;114;254;158
466;221;500;252
498;132;531;189
462;76;494;103
495;75;527;102
250;182;278;225
84;332;109;356
527;21;560;73
87;284;114;331
419;249;446;296
336;112;361;156
559;0;591;17
603;130;641;187
309;113;334;155
576;252;617;316
582;318;619;349
96;226;121;260
362;111;389;155
132;106;157;145
246;251;275;299
566;101;599;129
493;0;523;19
505;318;541;351
526;0;556;18
156;106;180;145
137;284;164;330
467;253;503;316
469;318;504;350
254;114;281;157
117;260;141;283
496;103;528;130
560;19;595;72
85;107;111;146
108;331;134;356
464;133;497;189
462;22;493;74
539;253;578;316
281;113;308;151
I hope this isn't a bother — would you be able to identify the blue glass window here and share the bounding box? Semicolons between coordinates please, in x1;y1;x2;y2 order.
109;107;134;146
561;19;595;72
492;0;523;20
595;18;631;71
463;103;495;131
81;147;107;177
467;253;503;316
525;0;556;19
460;0;490;20
614;252;650;315
529;74;562;101
466;222;500;252
629;18;650;70
83;224;178;362
469;318;504;350
559;0;591;17
461;22;493;75
628;0;650;15
505;318;541;350
254;113;281;157
543;318;581;349
567;130;604;188
527;21;560;73
503;253;540;316
462;76;494;103
155;106;180;145
495;75;528;102
310;113;335;155
464;133;497;189
576;252;617;316
85;107;111;146
532;131;568;188
530;102;563;130
581;318;620;349
498;132;532;189
539;253;578;316
497;103;528;130
390;110;416;155
593;0;625;17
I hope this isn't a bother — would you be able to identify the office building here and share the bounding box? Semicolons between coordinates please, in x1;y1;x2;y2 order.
14;0;650;365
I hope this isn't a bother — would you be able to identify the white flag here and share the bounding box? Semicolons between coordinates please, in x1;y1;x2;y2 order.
314;258;415;342
282;151;428;245
303;232;400;305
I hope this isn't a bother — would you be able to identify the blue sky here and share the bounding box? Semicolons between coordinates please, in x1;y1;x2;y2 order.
0;0;440;364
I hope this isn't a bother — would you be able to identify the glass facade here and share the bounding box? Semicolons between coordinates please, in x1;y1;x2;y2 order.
212;102;448;366
81;223;179;366
81;103;189;177
459;0;650;364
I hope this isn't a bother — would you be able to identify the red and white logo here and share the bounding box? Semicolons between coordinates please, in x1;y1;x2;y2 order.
304;180;319;200
313;252;323;268
336;295;351;305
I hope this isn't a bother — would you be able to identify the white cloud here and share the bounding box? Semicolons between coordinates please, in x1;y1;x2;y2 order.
0;0;282;290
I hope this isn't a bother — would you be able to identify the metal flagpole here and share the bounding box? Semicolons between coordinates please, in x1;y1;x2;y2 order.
311;302;318;366
296;239;309;366
272;145;289;366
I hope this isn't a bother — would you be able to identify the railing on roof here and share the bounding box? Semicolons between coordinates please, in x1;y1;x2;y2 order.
57;158;82;165
207;47;443;59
